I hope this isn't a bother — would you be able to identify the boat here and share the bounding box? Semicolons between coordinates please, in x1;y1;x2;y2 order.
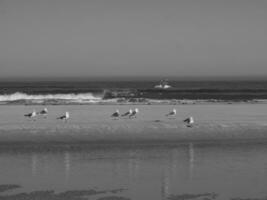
154;79;172;89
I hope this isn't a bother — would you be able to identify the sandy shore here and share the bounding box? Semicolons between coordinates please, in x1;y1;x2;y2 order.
0;104;267;144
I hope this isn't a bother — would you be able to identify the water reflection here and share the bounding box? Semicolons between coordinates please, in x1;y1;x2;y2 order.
128;151;140;183
170;148;180;178
161;164;170;200
160;143;195;200
31;153;37;177
189;143;194;180
64;152;70;184
0;143;267;200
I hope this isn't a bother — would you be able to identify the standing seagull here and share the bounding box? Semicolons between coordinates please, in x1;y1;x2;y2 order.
24;110;37;120
121;109;133;117
166;109;176;118
38;107;48;117
111;109;120;119
184;116;194;127
129;108;139;118
57;112;70;121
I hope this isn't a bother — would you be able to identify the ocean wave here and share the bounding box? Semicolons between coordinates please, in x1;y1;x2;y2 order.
0;92;265;105
0;92;102;102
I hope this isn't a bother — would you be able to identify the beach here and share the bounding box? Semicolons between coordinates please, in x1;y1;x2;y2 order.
0;104;267;145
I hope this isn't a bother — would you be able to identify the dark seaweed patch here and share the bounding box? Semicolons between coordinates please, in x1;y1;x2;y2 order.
231;198;267;200
96;196;131;200
0;186;127;200
168;193;218;200
0;185;21;193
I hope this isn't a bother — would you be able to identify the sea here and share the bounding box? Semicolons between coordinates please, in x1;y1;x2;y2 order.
0;79;267;104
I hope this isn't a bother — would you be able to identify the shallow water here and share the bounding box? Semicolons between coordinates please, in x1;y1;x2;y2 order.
0;143;267;200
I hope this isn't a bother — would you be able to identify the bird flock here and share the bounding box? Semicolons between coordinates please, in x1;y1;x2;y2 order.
24;108;69;122
110;108;194;127
24;107;194;127
111;108;139;119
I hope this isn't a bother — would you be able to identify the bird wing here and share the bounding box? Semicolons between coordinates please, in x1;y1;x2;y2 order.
183;118;189;123
166;111;173;116
129;111;136;117
111;112;119;117
121;111;129;116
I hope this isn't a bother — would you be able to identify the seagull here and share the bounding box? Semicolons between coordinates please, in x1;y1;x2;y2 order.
129;108;139;118
121;109;133;117
57;112;70;121
184;116;194;127
24;110;37;118
37;107;48;117
166;108;176;118
111;109;120;119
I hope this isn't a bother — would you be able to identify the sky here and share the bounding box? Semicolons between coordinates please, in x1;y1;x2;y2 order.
0;0;267;79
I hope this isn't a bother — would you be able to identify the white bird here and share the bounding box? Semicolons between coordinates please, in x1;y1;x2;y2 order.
38;107;48;116
184;116;194;127
57;112;70;121
166;109;176;118
129;108;139;118
111;109;120;119
121;109;133;117
24;110;37;118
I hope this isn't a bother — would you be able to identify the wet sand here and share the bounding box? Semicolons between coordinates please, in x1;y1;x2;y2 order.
0;104;267;144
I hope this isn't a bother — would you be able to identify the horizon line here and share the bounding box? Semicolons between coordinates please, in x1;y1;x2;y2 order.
0;75;267;82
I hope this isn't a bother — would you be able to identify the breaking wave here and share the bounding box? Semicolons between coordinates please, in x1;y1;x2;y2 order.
0;92;103;104
0;91;265;105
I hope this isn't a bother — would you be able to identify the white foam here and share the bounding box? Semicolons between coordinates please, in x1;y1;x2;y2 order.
0;92;102;102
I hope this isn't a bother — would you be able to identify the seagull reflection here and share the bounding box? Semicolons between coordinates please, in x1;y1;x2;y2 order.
161;165;171;200
31;153;38;177
64;152;71;184
170;148;180;177
189;143;195;180
113;158;122;177
128;151;139;183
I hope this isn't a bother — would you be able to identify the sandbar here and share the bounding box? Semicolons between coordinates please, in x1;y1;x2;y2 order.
0;104;267;145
